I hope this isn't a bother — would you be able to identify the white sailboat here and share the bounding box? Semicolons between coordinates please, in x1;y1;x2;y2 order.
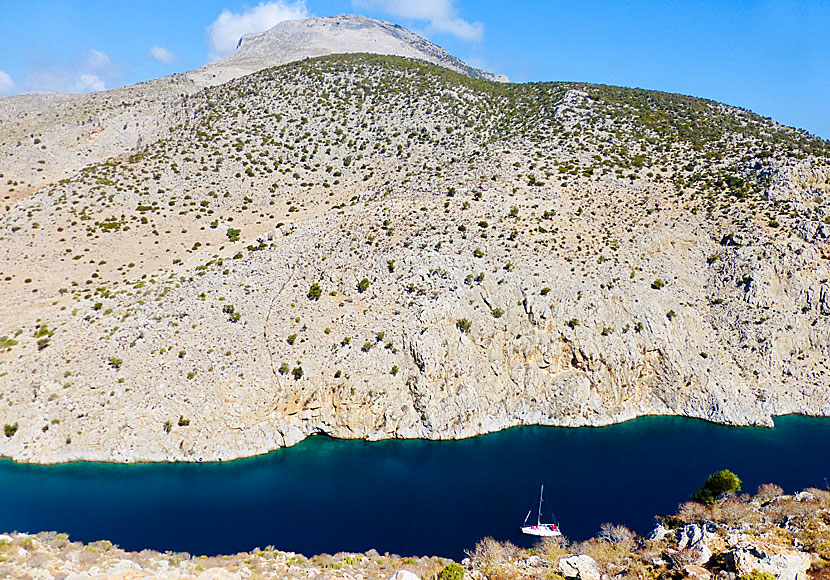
521;484;562;537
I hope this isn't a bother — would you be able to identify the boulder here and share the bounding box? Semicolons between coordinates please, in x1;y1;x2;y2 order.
725;540;811;580
649;524;671;542
684;564;712;580
195;568;243;580
559;555;601;580
389;570;421;580
676;523;716;549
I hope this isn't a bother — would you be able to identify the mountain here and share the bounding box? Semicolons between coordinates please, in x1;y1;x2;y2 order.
204;14;507;84
1;36;830;463
0;15;505;212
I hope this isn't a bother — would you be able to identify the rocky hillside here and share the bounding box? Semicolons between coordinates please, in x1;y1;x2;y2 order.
2;484;828;580
1;53;830;463
0;16;504;216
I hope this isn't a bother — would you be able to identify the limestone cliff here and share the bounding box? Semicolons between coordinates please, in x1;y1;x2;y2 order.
1;53;829;463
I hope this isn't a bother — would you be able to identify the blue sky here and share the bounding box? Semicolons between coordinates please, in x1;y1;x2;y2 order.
1;1;828;139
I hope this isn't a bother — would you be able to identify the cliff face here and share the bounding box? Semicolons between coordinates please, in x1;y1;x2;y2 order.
1;54;830;463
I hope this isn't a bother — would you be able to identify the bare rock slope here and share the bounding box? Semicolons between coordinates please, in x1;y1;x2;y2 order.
205;14;508;84
1;51;830;463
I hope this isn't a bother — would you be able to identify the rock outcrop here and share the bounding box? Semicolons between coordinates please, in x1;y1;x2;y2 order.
560;554;601;580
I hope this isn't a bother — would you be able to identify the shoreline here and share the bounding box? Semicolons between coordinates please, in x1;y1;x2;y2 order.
2;411;825;467
1;484;827;580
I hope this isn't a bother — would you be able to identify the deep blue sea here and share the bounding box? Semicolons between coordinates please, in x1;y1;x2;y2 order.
1;415;828;559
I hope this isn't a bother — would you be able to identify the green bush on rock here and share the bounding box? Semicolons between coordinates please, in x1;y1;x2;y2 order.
692;469;742;504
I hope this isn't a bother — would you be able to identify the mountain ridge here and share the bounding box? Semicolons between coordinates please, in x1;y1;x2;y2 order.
0;50;829;463
216;14;507;83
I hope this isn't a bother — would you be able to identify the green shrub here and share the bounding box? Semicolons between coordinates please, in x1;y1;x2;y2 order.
4;423;19;438
108;357;123;369
438;563;465;580
292;366;304;380
226;228;241;242
740;571;776;580
358;278;370;293
651;278;665;289
457;318;472;333
308;283;322;300
692;469;742;504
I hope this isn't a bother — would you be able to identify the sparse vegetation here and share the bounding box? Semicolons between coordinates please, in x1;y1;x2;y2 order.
1;49;828;464
308;283;322;300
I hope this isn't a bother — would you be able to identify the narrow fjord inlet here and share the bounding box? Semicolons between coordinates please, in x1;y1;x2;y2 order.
2;416;828;558
2;6;830;579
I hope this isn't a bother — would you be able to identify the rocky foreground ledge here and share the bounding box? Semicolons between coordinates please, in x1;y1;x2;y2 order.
2;484;829;580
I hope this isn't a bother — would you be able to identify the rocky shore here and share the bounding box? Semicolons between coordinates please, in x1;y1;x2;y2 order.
2;484;827;580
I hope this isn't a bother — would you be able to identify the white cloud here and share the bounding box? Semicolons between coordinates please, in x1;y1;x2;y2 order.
77;73;106;92
25;69;107;93
352;0;483;41
207;1;309;58
0;70;13;95
149;45;177;64
83;48;111;72
24;49;117;94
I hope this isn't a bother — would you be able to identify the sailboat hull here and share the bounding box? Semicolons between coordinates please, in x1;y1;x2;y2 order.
521;524;562;537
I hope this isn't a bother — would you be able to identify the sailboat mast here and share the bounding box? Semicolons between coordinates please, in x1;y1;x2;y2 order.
538;484;544;526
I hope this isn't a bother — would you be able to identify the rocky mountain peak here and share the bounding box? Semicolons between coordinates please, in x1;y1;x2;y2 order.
212;14;507;83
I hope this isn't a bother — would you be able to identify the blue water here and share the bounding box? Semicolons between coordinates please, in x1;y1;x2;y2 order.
1;416;828;559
